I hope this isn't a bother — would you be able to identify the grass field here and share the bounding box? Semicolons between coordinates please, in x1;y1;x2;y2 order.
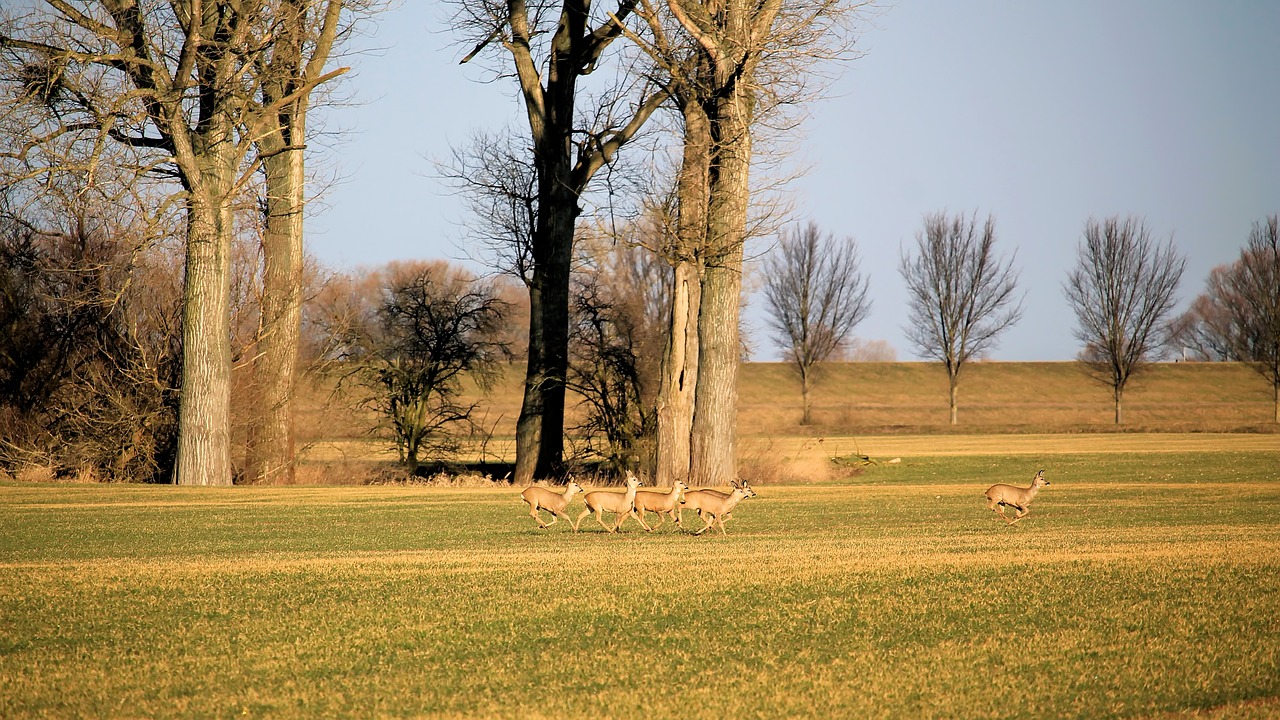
4;446;1279;718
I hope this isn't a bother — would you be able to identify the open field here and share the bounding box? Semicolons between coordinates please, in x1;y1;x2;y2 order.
4;448;1278;718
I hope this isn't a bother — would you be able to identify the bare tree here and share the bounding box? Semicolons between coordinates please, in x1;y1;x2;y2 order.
0;182;183;483
451;1;668;484
1;1;349;485
1064;216;1185;424
1219;216;1280;421
1166;266;1236;362
345;264;510;472
567;235;666;473
242;0;356;485
762;221;870;425
900;211;1022;425
628;0;864;485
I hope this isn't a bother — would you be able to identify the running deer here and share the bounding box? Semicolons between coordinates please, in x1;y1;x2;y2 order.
684;480;756;536
985;469;1051;525
576;472;644;533
633;481;689;531
679;480;754;528
520;480;586;530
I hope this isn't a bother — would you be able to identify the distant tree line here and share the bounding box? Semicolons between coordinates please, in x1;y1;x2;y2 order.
760;212;1279;428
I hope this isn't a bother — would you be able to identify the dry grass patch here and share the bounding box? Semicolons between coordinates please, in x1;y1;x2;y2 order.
2;451;1277;718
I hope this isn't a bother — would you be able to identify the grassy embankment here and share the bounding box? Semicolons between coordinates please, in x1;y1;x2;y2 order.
293;361;1277;480
3;446;1279;718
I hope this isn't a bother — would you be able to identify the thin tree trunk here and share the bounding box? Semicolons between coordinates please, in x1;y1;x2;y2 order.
801;368;813;426
244;143;304;484
1115;386;1124;424
949;373;958;426
174;176;235;486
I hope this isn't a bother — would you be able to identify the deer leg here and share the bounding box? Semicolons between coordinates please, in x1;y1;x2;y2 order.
693;514;715;536
529;506;549;528
632;510;652;532
596;508;615;532
543;511;559;528
1007;505;1029;525
574;508;591;532
649;511;665;531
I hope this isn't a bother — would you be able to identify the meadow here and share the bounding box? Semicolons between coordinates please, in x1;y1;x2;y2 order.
4;446;1279;718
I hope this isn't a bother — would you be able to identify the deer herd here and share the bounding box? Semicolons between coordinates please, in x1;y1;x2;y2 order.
519;468;1052;533
520;472;757;535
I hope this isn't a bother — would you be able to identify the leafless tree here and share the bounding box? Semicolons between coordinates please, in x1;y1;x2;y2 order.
900;211;1022;425
567;233;666;473
1;1;350;485
242;0;362;485
762;221;870;425
1064;216;1185;424
1166;266;1236;362
0;182;183;482
1214;216;1280;421
444;129;538;286
624;0;866;485
450;1;669;484
342;263;510;472
843;338;897;362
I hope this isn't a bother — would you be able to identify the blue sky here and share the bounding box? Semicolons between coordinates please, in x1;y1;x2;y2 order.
308;0;1280;361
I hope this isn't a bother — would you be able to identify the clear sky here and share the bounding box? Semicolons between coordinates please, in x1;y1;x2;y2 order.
308;0;1280;362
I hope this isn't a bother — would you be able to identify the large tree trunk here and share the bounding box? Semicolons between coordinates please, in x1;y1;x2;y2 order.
533;187;575;479
174;170;236;486
514;173;578;484
689;62;754;486
691;257;743;486
655;259;701;485
655;96;709;486
244;142;305;484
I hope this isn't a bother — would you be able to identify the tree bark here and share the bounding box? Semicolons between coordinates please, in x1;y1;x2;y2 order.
655;93;709;486
691;257;743;486
690;110;751;485
174;168;236;486
244;142;305;484
655;259;701;485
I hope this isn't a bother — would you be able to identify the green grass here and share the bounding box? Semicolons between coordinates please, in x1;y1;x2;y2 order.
3;451;1279;718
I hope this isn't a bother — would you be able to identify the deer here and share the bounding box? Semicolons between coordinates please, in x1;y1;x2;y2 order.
679;479;754;528
632;481;689;531
520;480;586;530
576;472;645;533
684;480;757;536
985;469;1051;525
